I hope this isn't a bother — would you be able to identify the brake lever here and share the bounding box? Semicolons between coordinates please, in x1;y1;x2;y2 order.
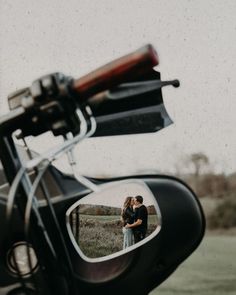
87;79;180;107
107;79;180;99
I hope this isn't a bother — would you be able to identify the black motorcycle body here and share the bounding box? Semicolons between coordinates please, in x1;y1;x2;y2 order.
0;162;205;295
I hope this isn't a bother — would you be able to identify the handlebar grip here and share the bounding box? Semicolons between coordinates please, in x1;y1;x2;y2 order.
72;44;159;101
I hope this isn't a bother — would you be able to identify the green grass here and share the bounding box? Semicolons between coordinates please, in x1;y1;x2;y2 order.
150;234;236;295
76;214;158;258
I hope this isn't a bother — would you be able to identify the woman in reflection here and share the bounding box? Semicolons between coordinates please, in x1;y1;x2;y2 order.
121;196;135;249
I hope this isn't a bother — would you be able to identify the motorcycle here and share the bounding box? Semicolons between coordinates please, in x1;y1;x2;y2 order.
0;44;205;295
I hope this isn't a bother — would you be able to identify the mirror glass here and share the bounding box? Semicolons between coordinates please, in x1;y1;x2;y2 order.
66;179;161;262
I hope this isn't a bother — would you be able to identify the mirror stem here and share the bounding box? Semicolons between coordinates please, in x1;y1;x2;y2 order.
64;133;100;192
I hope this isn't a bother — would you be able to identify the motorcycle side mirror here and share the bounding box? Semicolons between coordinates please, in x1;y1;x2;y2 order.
66;179;161;262
61;175;205;292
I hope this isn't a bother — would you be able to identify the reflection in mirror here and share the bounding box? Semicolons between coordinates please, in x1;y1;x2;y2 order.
66;180;161;262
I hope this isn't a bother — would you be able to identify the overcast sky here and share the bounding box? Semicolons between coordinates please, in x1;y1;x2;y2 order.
0;0;235;177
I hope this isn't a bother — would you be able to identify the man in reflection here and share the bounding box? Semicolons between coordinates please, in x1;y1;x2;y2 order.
125;195;148;243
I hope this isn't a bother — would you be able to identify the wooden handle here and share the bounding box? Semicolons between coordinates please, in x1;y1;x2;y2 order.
72;44;159;101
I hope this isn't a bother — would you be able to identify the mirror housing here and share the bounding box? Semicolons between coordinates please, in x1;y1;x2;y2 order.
59;174;205;294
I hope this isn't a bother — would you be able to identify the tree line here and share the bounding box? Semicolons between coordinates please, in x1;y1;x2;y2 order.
177;153;236;230
79;204;156;216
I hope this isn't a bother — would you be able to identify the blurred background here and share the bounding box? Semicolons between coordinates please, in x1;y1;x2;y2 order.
0;1;236;294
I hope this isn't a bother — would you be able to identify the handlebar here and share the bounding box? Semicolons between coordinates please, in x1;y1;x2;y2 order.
3;44;178;139
71;44;159;101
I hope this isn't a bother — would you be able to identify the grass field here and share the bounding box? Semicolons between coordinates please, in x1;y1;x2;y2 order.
76;214;158;258
150;234;236;295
